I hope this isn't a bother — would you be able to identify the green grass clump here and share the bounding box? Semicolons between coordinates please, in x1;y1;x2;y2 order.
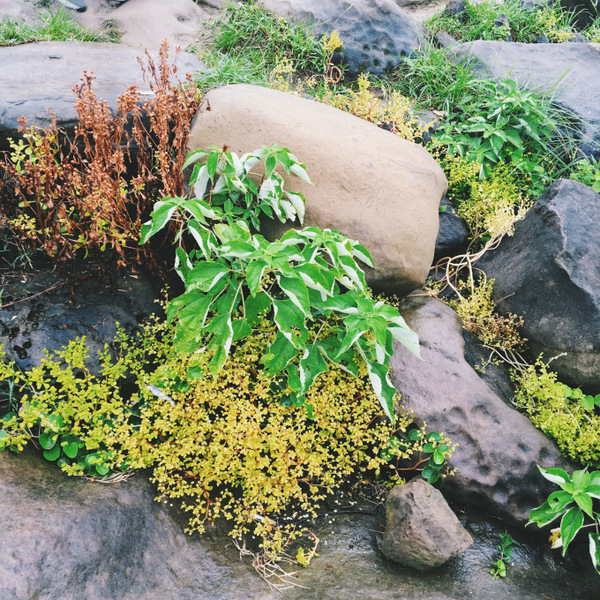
0;7;120;46
196;1;327;88
425;0;580;43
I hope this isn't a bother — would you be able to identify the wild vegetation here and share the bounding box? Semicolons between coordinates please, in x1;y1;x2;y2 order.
1;0;599;576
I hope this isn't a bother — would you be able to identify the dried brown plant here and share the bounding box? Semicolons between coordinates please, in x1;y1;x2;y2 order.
0;40;201;277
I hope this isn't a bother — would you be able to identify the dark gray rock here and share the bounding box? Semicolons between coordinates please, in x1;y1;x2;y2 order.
434;197;470;262
382;479;473;570
559;0;600;29
444;0;467;18
0;41;204;152
260;0;425;76
478;178;600;392
0;264;160;374
448;41;600;159
389;296;575;527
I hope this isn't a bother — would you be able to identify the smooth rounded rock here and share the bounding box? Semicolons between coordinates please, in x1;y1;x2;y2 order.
190;84;447;295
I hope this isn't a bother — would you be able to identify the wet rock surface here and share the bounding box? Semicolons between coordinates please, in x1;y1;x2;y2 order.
0;263;160;373
389;295;576;526
1;449;598;600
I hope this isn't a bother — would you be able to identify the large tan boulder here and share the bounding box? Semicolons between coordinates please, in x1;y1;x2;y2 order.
188;84;447;295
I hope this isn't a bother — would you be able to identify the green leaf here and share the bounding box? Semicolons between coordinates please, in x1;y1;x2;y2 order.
573;469;591;490
277;275;311;317
47;414;64;432
245;260;268;296
299;345;328;395
206;150;220;179
245;291;271;326
538;466;570;486
272;299;308;349
39;431;57;450
262;331;298;374
528;500;564;528
95;464;110;477
182;148;208;171
43;445;61;461
573;492;594;518
560;506;584;555
187;261;230;293
265;154;277;178
589;533;600;574
62;438;80;459
140;200;178;244
432;449;446;466
546;490;574;512
364;358;396;422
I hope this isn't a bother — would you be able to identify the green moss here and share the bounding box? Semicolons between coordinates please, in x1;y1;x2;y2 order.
513;360;600;468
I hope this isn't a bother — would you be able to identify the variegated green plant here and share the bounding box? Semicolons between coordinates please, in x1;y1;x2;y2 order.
528;466;600;574
141;145;420;421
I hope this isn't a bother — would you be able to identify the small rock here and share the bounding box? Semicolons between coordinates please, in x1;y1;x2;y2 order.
433;197;470;263
382;478;473;570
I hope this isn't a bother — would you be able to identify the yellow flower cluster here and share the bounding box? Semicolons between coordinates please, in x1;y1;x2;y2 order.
0;316;422;559
316;74;426;143
444;154;531;239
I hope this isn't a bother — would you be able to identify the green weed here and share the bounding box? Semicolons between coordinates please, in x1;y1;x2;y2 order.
0;6;120;46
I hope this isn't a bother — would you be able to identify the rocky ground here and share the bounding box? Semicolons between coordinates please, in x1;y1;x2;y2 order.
1;0;600;598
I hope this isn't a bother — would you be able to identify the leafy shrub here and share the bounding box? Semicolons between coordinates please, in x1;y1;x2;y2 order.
0;6;119;46
197;1;327;87
434;78;571;193
441;153;531;240
425;0;579;44
390;45;481;112
1;42;199;271
142;144;421;421
0;337;135;478
513;360;600;468
570;156;600;193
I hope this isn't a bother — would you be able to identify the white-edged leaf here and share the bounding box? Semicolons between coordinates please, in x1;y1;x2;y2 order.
284;191;305;224
290;162;312;184
277;275;311;317
182;149;208;171
193;164;210;199
246;260;268;296
351;242;375;268
389;317;421;359
539;466;571;486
